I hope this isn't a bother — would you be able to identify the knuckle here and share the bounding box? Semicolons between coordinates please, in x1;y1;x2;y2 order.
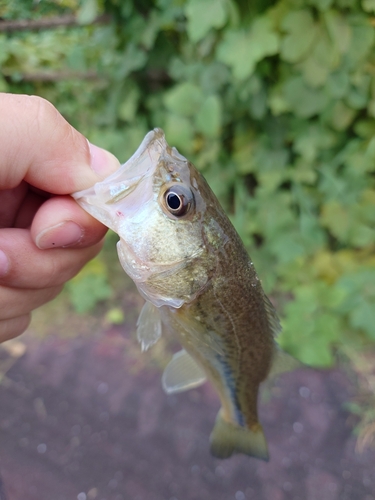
27;95;58;122
29;96;64;141
27;96;55;124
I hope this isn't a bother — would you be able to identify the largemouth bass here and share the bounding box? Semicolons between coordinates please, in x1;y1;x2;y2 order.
73;129;298;460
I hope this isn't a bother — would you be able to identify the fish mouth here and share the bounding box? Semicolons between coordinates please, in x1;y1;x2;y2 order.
72;128;167;230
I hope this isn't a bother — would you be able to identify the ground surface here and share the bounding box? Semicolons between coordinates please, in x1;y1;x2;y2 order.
0;287;374;500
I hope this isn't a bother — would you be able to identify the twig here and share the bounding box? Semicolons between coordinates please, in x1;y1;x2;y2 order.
0;14;111;32
3;70;105;82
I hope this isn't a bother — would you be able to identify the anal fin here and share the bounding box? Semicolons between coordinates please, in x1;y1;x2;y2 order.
268;345;303;379
162;349;207;394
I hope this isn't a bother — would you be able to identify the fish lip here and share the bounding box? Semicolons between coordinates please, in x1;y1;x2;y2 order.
71;128;167;232
72;128;165;204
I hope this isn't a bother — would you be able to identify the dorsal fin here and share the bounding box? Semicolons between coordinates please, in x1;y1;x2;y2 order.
162;349;207;394
263;293;282;337
262;295;304;378
136;301;162;352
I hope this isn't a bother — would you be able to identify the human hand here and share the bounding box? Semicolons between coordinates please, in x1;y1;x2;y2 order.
0;93;120;342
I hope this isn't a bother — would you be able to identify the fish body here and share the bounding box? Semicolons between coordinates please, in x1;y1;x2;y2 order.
73;129;296;460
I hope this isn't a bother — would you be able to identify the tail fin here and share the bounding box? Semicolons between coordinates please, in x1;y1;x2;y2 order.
209;412;269;461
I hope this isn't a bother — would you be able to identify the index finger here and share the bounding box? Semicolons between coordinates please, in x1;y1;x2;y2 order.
0;93;120;193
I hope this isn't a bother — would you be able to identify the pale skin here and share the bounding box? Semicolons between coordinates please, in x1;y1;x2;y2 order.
0;93;120;342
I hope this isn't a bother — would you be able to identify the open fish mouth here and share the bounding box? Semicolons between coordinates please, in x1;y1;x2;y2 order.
72;129;166;230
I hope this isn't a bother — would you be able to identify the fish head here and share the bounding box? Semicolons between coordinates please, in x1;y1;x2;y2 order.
73;129;221;308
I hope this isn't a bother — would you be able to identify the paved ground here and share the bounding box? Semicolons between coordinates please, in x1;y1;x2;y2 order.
0;326;374;500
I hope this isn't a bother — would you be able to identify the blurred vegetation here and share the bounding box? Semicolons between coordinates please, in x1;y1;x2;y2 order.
1;0;375;372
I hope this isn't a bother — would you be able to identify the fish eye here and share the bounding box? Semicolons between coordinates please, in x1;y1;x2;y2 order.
163;185;194;217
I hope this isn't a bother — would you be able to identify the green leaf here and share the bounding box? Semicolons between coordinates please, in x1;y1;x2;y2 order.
67;258;112;314
270;232;305;263
217;16;279;80
77;0;100;25
250;16;279;58
199;62;230;93
279;284;342;367
293;124;337;162
88;123;148;162
346;75;371;109
233;130;257;174
249;88;267;119
368;100;375;118
282;76;329;117
164;114;194;153
326;70;350;98
0;76;7;92
193;140;221;169
118;86;140;122
195;95;222;137
346;23;375;68
300;55;330;88
299;25;340;88
324;10;352;54
185;0;228;42
164;82;204;117
0;35;9;65
354;120;375;138
140;10;161;49
336;269;375;337
280;10;317;63
308;0;333;10
116;44;147;80
362;0;375;12
320;201;350;242
330;100;355;130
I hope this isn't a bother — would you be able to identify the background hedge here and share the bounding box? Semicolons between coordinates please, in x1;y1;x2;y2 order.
1;0;375;368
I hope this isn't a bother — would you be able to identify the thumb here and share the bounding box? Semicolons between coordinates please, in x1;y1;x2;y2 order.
0;93;120;193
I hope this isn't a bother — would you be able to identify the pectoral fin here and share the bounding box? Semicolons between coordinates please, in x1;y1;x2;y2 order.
162;349;207;394
209;412;269;461
136;301;162;352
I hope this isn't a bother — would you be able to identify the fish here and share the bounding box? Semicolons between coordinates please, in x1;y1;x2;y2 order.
73;128;299;460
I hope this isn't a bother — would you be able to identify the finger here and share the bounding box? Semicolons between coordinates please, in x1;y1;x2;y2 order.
0;285;63;320
0;314;31;342
14;190;45;229
0;182;28;227
0;228;103;289
30;196;108;249
0;93;120;193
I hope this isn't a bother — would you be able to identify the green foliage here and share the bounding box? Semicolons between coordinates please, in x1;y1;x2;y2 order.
65;257;112;313
2;0;375;365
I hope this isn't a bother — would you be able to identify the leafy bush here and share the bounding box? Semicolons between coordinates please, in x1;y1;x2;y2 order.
1;0;375;366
